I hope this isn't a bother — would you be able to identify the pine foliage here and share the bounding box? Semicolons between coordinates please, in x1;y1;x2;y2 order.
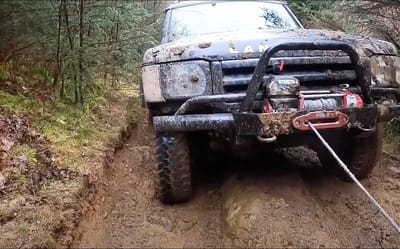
0;0;163;103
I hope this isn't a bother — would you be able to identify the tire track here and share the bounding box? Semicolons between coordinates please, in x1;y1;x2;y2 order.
74;121;400;248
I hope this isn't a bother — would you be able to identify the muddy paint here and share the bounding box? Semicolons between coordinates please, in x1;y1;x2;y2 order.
141;20;400;140
198;42;211;49
142;29;397;65
371;55;400;87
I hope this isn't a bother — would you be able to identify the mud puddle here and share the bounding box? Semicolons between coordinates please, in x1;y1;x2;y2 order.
73;121;400;248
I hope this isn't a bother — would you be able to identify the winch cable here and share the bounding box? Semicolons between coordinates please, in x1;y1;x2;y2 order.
307;121;400;235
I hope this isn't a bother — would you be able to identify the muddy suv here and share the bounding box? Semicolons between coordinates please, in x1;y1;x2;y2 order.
141;0;400;203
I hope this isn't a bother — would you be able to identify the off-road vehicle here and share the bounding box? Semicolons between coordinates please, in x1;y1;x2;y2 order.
141;0;400;203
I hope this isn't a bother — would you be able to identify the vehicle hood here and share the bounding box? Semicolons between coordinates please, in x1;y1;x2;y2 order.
143;29;398;64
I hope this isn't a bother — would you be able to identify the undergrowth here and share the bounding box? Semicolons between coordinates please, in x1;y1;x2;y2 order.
384;117;400;156
0;83;138;171
0;65;140;248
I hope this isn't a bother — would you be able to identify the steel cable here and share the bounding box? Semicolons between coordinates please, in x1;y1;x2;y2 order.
307;121;400;235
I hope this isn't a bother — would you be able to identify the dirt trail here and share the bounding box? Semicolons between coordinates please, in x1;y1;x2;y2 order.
73;121;400;248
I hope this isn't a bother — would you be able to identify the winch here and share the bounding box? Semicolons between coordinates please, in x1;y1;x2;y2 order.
262;76;364;113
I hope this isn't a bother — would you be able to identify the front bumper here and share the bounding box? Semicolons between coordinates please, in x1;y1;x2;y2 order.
153;105;400;136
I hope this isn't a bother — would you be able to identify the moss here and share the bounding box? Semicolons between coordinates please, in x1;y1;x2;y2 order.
0;65;11;81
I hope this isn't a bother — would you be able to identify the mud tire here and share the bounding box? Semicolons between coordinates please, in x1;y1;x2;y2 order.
317;125;383;181
155;132;192;203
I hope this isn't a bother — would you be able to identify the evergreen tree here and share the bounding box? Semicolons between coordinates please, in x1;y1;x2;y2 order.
0;0;163;103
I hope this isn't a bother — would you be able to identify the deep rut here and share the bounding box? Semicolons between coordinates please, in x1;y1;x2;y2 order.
74;122;224;247
74;121;400;248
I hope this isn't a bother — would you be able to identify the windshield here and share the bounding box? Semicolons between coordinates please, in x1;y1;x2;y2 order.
166;1;300;42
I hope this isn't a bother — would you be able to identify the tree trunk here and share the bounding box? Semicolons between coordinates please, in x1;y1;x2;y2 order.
53;0;63;90
60;76;65;98
78;0;84;104
63;0;79;104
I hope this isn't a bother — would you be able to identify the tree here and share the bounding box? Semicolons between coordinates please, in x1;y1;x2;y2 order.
343;0;400;49
288;0;340;29
0;0;163;104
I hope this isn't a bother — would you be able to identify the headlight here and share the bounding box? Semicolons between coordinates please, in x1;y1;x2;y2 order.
370;55;400;88
160;61;210;99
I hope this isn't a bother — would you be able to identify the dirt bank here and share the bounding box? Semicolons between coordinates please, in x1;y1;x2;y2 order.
73;120;400;248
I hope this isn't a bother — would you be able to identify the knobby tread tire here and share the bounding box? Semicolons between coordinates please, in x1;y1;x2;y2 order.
318;125;383;181
344;124;383;180
155;132;192;203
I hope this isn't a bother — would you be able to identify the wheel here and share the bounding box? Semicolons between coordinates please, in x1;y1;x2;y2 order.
155;132;192;203
317;125;383;181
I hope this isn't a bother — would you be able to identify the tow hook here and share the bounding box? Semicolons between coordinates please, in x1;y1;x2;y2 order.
292;111;349;131
257;135;277;143
353;124;377;138
354;125;376;133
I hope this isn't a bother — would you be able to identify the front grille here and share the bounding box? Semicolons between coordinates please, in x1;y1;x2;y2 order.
220;50;356;93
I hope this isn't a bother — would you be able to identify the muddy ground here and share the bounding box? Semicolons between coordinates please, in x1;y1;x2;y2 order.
73;120;400;248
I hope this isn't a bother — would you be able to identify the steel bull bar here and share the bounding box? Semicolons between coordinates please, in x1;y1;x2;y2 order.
153;40;400;135
154;106;400;135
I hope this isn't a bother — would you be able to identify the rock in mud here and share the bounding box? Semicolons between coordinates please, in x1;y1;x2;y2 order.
275;146;321;168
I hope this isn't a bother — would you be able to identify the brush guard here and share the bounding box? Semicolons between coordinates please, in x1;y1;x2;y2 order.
239;40;372;112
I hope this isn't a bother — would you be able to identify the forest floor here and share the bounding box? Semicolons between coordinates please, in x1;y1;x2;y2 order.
73;116;400;248
1;77;399;248
0;78;140;248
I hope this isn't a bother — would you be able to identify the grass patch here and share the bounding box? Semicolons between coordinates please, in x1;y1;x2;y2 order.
384;117;400;156
0;84;138;172
0;91;40;113
10;144;38;164
0;64;11;81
